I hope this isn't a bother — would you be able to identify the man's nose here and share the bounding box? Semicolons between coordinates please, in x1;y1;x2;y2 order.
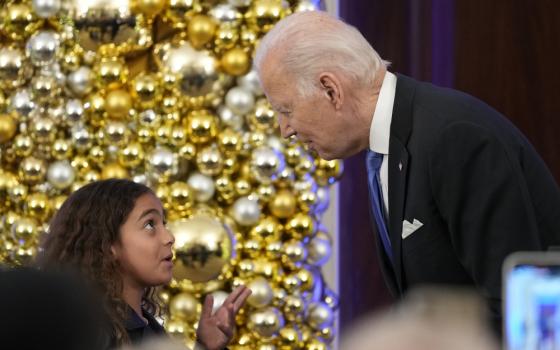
279;116;295;138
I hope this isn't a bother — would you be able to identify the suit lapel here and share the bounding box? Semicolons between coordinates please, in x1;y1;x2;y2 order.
388;74;416;292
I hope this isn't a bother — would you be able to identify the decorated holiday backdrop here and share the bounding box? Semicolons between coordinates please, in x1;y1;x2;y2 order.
0;0;342;348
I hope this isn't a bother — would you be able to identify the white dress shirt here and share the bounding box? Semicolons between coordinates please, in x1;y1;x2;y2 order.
368;71;397;217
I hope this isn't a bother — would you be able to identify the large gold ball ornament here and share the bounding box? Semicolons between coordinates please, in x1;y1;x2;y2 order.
248;307;285;338
19;157;46;185
101;163;128;179
247;276;274;308
186;109;217;144
170;215;234;283
269;190;297;219
31;75;59;104
282;239;307;267
7;184;28;205
296;267;314;292
169;292;200;322
188;14;217;49
221;47;250;76
0;114;17;143
105;89;132;119
104;121;129;145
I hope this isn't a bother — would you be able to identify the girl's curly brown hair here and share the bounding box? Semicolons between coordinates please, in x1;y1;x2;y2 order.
36;179;164;346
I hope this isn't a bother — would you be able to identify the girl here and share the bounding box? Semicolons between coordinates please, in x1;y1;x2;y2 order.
37;179;250;349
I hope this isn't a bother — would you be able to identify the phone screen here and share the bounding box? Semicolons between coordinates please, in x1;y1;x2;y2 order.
506;264;560;350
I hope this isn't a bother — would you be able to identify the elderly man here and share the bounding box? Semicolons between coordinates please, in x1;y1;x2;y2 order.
254;11;560;333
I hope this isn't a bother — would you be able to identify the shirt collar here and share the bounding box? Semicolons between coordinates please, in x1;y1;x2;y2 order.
369;71;397;155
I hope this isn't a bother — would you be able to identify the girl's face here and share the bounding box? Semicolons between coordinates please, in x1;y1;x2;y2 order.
112;193;175;288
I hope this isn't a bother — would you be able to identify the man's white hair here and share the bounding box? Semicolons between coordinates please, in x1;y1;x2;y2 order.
254;11;389;97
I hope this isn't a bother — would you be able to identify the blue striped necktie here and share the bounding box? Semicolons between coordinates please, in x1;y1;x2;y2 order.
365;150;393;263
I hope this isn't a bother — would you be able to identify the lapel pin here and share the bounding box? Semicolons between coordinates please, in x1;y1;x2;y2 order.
398;162;403;171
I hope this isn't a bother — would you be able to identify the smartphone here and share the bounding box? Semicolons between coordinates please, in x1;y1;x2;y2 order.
503;252;560;350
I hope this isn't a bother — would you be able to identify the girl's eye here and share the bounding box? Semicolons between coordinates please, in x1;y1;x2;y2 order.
144;220;155;230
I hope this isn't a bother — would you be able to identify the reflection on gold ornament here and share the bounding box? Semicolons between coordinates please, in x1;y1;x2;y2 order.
269;190;296;218
2;3;40;41
131;0;166;18
101;163;128;179
170;215;233;283
64;0;151;55
165;0;201;29
245;0;284;34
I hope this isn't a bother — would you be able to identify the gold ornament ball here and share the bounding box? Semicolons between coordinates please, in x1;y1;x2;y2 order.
13;134;33;157
132;0;166;17
169;292;200;322
188;14;217;49
250;216;281;242
101;163;128;179
282;273;302;293
282;295;305;323
249;99;277;131
296;268;315;292
24;192;51;221
53;195;67;211
186;109;217;144
105;89;132;119
247;277;274;308
218;128;242;155
286;213;315;238
19;157;46;184
2;3;39;41
118;142;144;167
52;139;73;160
248;307;285;338
245;0;284;34
236;259;256;277
11;217;38;241
169;181;193;214
131;73;160;109
170;215;233;283
0;114;17;143
165;0;201;29
269;190;297;219
165;318;187;337
31;117;56;143
221;47;250;76
8;184;28;204
282;239;307;265
95;58;128;90
197;146;223;177
279;326;302;349
178;143;197;161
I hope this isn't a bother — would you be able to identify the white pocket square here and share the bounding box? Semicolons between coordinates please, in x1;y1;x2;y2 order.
402;219;424;239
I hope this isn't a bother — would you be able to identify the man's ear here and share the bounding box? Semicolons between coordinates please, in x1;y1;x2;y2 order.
319;72;343;109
